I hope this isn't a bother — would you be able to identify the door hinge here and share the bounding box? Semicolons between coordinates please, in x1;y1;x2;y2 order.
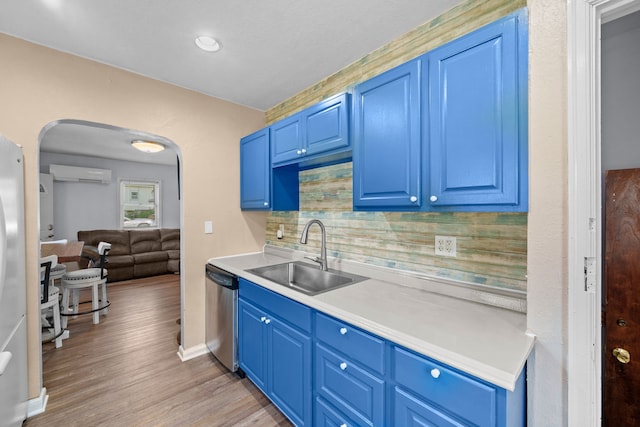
584;257;596;293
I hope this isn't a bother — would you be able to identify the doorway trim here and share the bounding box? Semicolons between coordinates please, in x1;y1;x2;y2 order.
568;0;640;424
35;119;185;413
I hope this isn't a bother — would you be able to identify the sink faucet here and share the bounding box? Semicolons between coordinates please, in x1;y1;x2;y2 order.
300;219;328;271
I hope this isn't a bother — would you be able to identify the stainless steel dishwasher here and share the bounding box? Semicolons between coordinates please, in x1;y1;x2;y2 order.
205;263;240;373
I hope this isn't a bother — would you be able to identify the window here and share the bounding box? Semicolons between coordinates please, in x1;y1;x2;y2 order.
120;180;161;228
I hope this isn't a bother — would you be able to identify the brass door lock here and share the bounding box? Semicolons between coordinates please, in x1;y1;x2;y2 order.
613;347;631;364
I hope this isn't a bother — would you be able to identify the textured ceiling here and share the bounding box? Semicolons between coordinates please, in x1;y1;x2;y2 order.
0;0;461;110
0;0;463;164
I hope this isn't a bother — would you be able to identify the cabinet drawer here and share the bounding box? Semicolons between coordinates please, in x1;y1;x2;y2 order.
239;278;312;333
394;386;465;427
315;343;384;427
315;397;360;427
315;313;385;374
393;346;498;427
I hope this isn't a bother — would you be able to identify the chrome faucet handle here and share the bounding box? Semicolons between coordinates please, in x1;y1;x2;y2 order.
304;255;325;268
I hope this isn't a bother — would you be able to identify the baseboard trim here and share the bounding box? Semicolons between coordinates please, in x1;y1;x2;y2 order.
177;344;209;361
27;387;48;418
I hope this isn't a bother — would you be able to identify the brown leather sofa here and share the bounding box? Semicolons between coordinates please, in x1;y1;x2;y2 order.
77;228;180;282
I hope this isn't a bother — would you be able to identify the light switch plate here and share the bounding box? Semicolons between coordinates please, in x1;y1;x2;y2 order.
204;221;213;234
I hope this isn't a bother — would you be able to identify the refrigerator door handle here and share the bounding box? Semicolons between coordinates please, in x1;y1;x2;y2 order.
0;196;6;303
0;351;12;376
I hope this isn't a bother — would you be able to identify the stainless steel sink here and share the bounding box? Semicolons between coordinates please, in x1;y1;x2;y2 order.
247;261;368;296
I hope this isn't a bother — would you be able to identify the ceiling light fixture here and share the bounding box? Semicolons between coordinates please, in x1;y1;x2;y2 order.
195;35;221;52
131;140;165;153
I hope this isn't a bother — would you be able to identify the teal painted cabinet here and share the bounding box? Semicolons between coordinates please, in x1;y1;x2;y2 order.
240;128;270;210
353;58;422;209
427;9;528;211
272;93;351;167
238;279;312;426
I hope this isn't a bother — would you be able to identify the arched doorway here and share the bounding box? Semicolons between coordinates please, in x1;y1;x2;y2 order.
37;119;183;393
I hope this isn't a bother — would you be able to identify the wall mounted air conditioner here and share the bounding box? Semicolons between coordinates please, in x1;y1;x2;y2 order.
49;164;112;184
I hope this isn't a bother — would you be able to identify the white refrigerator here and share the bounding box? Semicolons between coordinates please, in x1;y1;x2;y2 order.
0;135;28;426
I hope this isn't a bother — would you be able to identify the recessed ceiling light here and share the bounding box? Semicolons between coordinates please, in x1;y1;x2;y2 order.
131;140;165;153
195;35;221;52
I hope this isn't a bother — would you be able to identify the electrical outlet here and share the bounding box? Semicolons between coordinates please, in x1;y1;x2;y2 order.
435;235;456;257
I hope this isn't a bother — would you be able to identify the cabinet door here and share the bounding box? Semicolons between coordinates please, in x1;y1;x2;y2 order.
428;10;527;210
305;93;350;157
353;59;422;209
238;299;268;390
268;316;312;426
240;128;270;210
271;114;302;165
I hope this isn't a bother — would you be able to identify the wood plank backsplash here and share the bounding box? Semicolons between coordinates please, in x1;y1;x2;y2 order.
264;0;527;293
266;163;527;292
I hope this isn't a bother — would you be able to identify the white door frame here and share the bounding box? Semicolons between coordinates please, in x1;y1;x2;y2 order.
568;0;640;424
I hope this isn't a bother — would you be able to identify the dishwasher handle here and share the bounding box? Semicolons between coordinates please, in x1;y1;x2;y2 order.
206;264;239;290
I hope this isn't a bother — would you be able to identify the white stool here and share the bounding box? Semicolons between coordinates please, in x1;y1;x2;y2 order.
60;242;111;328
49;262;66;283
40;255;65;348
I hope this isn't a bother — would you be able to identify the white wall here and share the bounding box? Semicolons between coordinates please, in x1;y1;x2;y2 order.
39;151;180;241
602;10;640;171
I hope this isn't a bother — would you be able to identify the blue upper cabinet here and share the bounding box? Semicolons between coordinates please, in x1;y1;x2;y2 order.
353;59;422;209
240;128;270;210
271;115;302;165
353;9;527;212
271;93;351;167
427;9;528;211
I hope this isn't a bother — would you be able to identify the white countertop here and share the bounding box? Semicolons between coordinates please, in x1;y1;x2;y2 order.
208;248;534;391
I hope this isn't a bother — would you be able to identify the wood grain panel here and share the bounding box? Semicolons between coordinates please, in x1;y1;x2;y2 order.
267;162;527;291
25;274;292;427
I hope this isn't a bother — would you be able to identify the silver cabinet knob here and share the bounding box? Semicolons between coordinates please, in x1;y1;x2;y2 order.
263;201;268;206
260;316;266;322
340;424;347;427
410;196;418;203
296;149;302;155
301;148;307;154
340;362;347;370
339;327;347;335
431;368;441;379
264;318;271;325
430;195;438;202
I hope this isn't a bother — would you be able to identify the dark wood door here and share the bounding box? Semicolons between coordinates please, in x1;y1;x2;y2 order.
604;168;640;425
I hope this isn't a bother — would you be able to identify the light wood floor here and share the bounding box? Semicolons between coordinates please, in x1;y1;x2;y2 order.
25;274;292;427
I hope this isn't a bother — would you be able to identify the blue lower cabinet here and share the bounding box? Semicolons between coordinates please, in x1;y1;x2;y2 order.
268;317;312;426
392;346;525;427
393;387;465;427
315;396;360;427
315;343;385;426
238;299;268;390
238;279;312;426
238;278;525;426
